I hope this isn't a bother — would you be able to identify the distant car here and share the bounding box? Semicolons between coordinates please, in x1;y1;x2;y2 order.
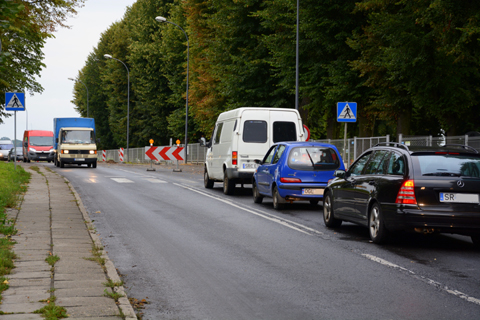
8;147;24;162
252;141;344;209
0;140;14;161
323;143;480;247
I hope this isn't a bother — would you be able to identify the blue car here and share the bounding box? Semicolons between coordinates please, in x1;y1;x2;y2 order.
252;141;345;209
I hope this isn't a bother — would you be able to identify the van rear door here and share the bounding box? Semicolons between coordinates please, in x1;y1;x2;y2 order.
238;110;270;171
269;110;303;143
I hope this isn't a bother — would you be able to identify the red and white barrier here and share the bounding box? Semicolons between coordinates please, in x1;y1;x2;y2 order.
102;150;106;162
145;146;184;161
119;148;124;162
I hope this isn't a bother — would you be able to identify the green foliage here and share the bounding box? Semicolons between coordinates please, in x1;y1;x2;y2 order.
0;0;85;124
71;0;480;143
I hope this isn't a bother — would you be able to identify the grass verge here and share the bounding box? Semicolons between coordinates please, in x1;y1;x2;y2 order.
0;162;30;301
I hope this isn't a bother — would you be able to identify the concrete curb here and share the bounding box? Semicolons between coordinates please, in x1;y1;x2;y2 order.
62;175;137;319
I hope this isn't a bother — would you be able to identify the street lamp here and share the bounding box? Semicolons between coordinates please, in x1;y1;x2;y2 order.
68;78;89;118
155;16;189;164
104;54;130;163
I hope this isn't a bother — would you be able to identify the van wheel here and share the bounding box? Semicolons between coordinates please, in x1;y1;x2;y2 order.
204;167;214;188
252;180;263;204
92;161;97;168
272;186;284;210
60;160;64;168
223;173;235;195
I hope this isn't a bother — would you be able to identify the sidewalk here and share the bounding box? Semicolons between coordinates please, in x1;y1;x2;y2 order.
1;163;136;319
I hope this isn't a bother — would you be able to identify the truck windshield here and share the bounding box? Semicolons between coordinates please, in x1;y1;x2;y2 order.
61;130;94;144
30;136;53;146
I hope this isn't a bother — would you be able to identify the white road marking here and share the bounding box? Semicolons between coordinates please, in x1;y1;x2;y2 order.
144;178;167;183
362;254;480;306
111;178;134;183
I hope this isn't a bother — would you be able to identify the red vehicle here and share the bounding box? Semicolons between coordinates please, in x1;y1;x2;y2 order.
23;130;55;162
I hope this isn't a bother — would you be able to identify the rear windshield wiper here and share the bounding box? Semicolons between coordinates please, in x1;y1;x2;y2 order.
422;172;461;177
305;149;315;168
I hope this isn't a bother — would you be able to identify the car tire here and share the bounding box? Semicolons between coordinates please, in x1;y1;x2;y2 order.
368;202;388;244
92;161;97;168
310;200;319;206
87;163;91;168
223;172;235;195
272;186;284;210
323;192;342;228
204;167;214;189
252;180;263;204
60;160;64;168
471;235;480;250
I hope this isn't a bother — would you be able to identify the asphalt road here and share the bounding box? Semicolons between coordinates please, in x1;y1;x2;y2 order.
49;162;480;319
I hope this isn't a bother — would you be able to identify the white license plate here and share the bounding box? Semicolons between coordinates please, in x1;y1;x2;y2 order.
440;193;479;203
243;163;258;169
302;188;324;195
75;158;85;161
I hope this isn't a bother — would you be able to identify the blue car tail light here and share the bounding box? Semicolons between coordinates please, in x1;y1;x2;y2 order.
280;177;302;183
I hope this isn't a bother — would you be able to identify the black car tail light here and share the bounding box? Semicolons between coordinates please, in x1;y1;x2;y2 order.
395;180;417;205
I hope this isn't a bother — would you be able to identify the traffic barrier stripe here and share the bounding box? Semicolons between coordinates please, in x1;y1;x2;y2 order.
145;146;184;161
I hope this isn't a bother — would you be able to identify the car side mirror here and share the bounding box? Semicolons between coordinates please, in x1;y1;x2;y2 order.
254;159;262;165
334;170;346;179
205;140;212;148
24;142;27;147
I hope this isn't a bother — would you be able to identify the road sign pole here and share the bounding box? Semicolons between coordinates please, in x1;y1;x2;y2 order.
343;123;347;164
14;111;16;166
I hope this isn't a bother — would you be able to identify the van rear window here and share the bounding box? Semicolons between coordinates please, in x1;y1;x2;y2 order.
243;121;267;143
273;121;297;143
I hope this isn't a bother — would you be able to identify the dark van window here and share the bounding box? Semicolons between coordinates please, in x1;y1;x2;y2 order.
273;121;297;143
214;123;223;144
243;120;267;143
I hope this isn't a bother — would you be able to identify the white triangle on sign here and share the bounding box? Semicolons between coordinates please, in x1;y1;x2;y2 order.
338;103;356;120
6;93;24;109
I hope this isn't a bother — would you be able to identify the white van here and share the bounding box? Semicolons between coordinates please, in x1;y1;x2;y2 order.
203;107;306;194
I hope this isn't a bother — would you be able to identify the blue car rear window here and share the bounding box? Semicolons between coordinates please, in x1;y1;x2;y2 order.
288;147;340;171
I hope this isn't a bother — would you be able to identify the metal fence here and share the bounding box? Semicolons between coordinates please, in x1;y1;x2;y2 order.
98;134;480;166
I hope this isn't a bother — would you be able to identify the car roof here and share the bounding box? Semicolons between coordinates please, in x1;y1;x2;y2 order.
276;141;338;148
372;142;479;155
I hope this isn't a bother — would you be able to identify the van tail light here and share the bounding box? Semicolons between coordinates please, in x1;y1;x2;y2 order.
232;151;238;165
395;180;417;205
280;177;302;183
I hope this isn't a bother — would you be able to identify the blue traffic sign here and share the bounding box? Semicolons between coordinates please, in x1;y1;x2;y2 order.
337;102;357;122
5;92;25;111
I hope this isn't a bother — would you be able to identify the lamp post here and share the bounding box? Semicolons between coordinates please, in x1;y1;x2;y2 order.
155;16;189;164
104;54;130;163
295;0;299;110
68;78;89;118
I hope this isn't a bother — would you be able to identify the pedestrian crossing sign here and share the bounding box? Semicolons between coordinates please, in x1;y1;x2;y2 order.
5;92;25;111
337;102;357;122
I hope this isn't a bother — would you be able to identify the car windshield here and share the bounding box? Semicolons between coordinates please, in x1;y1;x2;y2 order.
30;136;53;146
288;146;340;171
414;154;480;178
0;143;14;150
61;130;95;144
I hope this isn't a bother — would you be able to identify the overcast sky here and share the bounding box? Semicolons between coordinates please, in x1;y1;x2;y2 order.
0;0;138;140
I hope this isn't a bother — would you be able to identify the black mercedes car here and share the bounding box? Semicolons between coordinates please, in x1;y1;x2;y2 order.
323;143;480;247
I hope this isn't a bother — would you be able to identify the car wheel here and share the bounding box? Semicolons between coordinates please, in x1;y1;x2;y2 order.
323;192;342;228
368;202;388;244
204;167;214;188
252;180;263;204
471;235;480;250
272;186;284;210
87;163;91;168
60;160;64;168
223;172;235;195
92;161;97;168
310;200;319;206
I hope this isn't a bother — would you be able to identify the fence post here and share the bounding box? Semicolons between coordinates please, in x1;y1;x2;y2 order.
429;135;432;147
465;134;468;146
353;136;357;161
386;134;390;143
398;133;403;144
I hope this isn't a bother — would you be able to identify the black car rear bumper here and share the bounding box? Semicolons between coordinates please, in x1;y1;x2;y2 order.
383;204;480;235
